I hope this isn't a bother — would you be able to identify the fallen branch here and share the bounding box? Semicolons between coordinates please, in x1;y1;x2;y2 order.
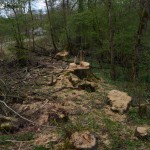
0;100;59;129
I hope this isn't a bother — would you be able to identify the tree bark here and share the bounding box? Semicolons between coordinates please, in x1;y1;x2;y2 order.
62;0;71;51
12;7;23;48
132;0;149;81
45;0;58;53
108;0;116;80
28;0;35;51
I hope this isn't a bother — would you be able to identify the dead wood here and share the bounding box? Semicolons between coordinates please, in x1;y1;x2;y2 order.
0;100;59;129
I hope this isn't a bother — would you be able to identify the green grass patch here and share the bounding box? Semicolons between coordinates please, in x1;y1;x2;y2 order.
34;145;47;150
58;114;101;139
127;108;150;125
0;132;34;147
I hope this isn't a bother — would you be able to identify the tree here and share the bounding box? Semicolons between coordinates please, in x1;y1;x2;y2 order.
45;0;58;53
108;0;116;80
62;0;71;51
132;0;150;81
28;0;35;51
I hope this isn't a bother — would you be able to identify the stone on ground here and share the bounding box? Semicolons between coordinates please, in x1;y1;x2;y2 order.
107;90;132;114
70;131;97;150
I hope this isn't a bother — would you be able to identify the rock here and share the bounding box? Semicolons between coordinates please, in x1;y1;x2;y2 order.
107;90;132;114
71;131;97;150
135;127;148;139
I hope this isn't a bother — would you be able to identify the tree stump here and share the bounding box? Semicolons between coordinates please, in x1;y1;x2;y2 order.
138;104;147;118
70;131;97;150
69;61;90;79
135;127;148;139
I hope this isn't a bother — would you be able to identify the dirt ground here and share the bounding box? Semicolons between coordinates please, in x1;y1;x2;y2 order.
0;55;149;150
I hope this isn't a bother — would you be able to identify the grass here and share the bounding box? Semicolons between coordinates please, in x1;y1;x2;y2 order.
102;117;150;150
34;142;55;150
124;140;147;150
0;132;34;142
0;132;34;149
34;145;47;150
127;107;150;125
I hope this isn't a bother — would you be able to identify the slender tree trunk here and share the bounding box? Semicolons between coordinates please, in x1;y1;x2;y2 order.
108;0;116;80
66;0;69;10
12;7;23;48
45;0;58;53
62;0;71;51
28;0;35;51
77;0;84;49
78;0;84;13
132;0;149;81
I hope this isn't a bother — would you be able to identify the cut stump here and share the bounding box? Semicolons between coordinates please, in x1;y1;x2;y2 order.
70;131;97;150
135;127;148;139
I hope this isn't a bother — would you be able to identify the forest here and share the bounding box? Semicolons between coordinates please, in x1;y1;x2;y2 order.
0;0;150;149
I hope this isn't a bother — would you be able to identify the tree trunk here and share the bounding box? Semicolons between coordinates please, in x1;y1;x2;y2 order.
77;0;84;49
28;0;35;51
45;0;58;53
132;0;149;81
62;0;71;51
108;0;116;80
12;7;23;48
